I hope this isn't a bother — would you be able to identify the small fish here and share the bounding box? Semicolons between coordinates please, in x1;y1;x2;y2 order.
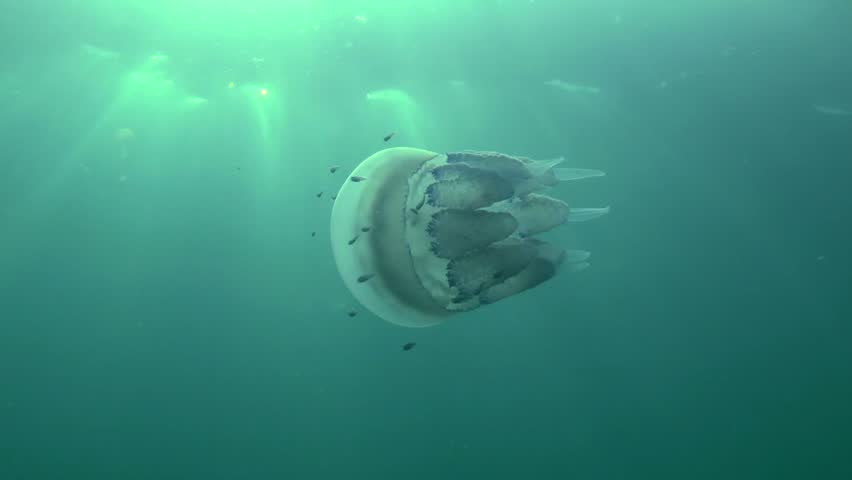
316;191;323;198
414;195;426;211
357;273;375;283
329;166;339;173
331;195;337;201
350;176;366;182
348;234;360;245
361;226;371;232
311;231;316;237
383;132;395;142
402;342;416;351
347;309;358;318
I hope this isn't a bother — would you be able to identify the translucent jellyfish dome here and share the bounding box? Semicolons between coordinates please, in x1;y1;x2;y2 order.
114;127;134;159
114;127;134;142
330;147;608;328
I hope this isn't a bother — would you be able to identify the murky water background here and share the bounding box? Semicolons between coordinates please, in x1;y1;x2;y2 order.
1;1;850;478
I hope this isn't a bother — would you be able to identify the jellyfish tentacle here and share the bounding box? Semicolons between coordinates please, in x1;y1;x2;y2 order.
565;250;591;263
523;156;565;177
567;206;611;222
446;242;538;304
479;241;565;305
553;168;606;181
447;151;533;181
488;193;571;236
426;164;514;210
567;262;591;272
427;209;518;259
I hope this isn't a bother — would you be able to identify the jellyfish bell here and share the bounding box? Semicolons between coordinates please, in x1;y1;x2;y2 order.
114;128;134;159
114;128;134;142
330;147;608;328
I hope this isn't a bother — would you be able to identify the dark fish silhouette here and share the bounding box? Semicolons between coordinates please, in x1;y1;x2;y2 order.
350;176;366;182
357;273;375;283
316;191;323;198
330;166;339;173
384;132;395;142
402;342;416;351
361;226;371;232
347;309;358;318
311;231;316;237
348;234;360;245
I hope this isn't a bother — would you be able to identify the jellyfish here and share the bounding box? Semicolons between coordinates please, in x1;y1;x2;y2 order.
330;147;609;328
114;127;134;159
544;79;601;95
365;88;415;105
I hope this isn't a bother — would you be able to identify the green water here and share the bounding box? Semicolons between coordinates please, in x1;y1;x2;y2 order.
1;1;851;478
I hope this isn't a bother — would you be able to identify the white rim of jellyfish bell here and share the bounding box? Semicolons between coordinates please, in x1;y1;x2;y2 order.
330;147;454;328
